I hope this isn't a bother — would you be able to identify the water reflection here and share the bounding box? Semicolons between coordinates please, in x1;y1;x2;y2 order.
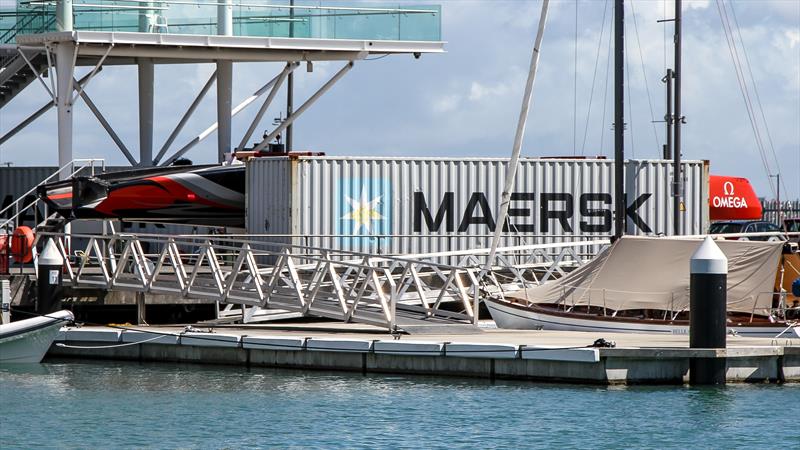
1;360;798;449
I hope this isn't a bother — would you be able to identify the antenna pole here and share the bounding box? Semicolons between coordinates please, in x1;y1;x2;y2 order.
614;0;625;239
673;0;683;234
483;0;550;276
663;68;673;160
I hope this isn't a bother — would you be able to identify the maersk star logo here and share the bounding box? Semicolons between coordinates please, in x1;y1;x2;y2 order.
341;186;385;233
337;178;392;247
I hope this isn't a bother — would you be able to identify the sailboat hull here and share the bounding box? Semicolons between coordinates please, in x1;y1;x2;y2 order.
485;297;800;339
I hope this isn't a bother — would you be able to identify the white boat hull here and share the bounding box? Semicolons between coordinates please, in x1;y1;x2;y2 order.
485;298;800;339
0;311;74;363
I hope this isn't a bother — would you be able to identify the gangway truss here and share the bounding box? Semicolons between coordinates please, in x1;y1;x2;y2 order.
34;231;609;331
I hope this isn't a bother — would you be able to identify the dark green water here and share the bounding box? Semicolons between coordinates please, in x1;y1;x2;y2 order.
1;360;798;449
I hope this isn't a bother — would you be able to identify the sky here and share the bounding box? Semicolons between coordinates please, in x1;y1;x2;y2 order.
1;0;799;199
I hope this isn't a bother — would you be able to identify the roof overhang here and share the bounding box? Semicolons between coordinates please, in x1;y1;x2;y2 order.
16;31;445;64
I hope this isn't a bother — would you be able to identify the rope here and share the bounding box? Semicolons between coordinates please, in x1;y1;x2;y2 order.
727;2;786;197
715;0;777;199
580;0;609;156
573;0;578;156
598;0;614;156
630;0;662;155
624;7;635;158
56;334;166;349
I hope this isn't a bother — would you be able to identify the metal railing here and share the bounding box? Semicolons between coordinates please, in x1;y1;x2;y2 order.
762;199;800;226
2;1;441;43
32;230;607;331
0;158;105;233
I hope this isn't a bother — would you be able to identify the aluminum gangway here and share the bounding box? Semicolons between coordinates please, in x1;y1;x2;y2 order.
34;231;609;331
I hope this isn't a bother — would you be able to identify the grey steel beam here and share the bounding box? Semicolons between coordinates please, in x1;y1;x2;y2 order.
74;45;369;63
0;70;96;147
138;58;155;166
153;71;218;165
216;60;233;163
75;82;138;166
55;42;76;180
254;61;354;152
236;62;298;151
161;72;286;166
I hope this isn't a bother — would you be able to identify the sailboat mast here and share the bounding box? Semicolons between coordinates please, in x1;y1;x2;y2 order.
673;0;683;234
614;0;625;239
483;0;550;275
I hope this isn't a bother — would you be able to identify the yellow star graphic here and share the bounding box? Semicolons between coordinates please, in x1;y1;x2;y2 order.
342;185;384;233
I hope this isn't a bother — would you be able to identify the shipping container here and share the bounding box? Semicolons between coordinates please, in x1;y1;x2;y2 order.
246;157;710;256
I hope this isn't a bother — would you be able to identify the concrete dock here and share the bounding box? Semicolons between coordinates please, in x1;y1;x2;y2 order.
48;323;800;385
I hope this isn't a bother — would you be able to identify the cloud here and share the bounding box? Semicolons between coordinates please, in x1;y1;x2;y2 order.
468;80;511;102
787;30;800;49
431;93;461;113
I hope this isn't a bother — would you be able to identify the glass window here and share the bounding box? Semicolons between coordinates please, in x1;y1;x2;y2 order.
709;222;743;234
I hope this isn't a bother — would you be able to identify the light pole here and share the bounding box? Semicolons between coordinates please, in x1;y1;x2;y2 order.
769;174;781;225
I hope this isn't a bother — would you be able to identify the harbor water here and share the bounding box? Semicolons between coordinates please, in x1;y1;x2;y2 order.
2;360;799;448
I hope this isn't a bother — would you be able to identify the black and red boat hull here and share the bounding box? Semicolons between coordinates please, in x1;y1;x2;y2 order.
38;165;246;228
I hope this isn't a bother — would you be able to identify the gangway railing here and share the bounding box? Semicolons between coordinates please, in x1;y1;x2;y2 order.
0;158;105;233
32;231;607;331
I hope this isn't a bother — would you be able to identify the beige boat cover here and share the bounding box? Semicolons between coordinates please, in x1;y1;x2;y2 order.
509;236;783;315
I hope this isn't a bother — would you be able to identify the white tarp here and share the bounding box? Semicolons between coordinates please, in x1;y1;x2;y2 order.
509;236;783;315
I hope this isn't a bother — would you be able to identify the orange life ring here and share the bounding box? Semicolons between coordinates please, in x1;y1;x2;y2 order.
11;226;34;264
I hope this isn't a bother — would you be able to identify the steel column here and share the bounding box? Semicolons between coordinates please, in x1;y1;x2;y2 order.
614;0;625;239
55;42;76;180
56;0;73;32
216;61;233;163
663;68;673;161
673;0;683;235
138;1;155;33
218;0;233;36
286;0;295;153
216;0;234;162
138;58;155;166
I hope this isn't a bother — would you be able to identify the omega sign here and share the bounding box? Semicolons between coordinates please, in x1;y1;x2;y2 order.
712;181;748;209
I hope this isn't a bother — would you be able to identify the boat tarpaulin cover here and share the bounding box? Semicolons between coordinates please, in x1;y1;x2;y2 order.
508;236;783;315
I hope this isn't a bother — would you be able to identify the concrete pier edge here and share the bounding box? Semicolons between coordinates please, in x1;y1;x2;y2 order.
47;327;800;385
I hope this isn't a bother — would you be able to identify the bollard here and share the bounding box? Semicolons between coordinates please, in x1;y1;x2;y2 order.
689;236;728;385
36;238;64;315
1;279;10;324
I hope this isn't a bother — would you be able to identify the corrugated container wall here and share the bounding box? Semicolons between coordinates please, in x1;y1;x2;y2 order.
246;157;710;255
